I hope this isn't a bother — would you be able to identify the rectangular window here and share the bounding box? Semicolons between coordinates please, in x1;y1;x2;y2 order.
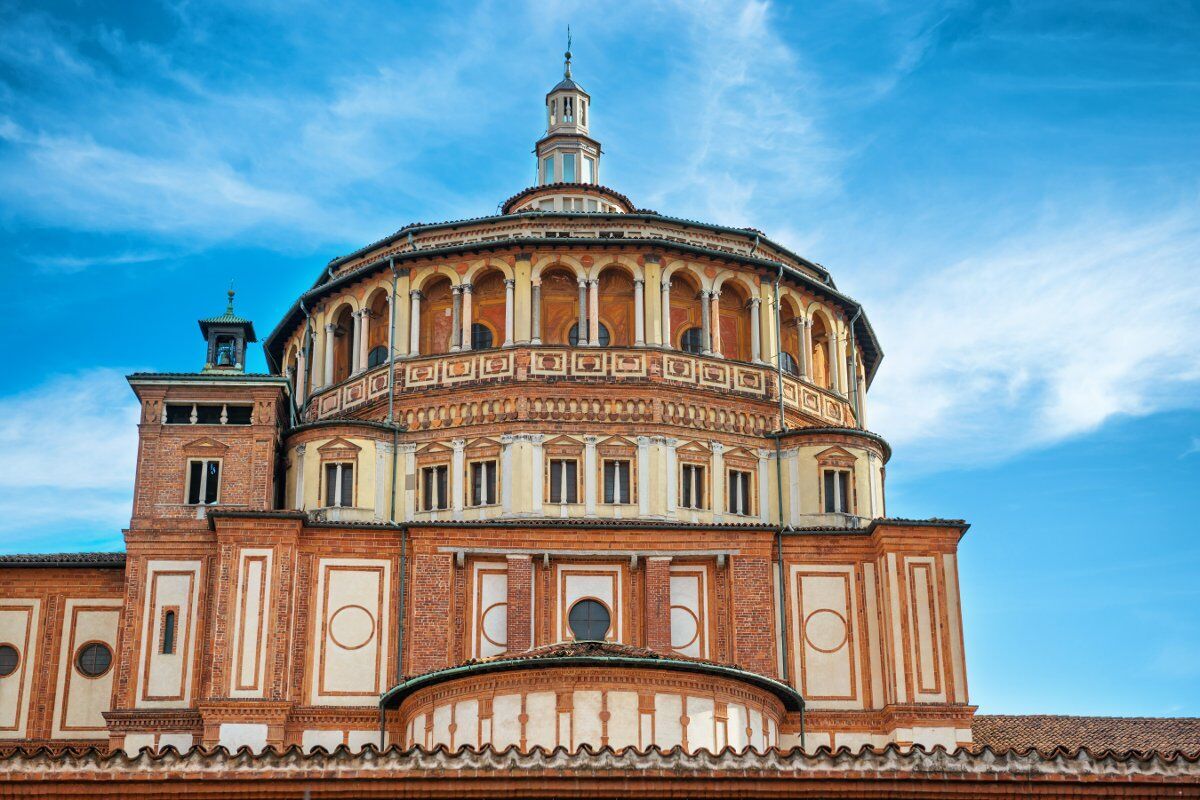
538;198;555;210
186;459;220;505
582;156;594;183
549;459;579;504
680;464;706;510
543;156;555;183
823;469;851;513
422;465;449;511
324;462;354;508
470;460;497;507
562;153;577;183
728;470;752;515
603;460;631;504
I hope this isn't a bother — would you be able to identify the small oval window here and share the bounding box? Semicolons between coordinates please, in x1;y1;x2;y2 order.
75;642;113;678
0;644;19;677
568;599;611;642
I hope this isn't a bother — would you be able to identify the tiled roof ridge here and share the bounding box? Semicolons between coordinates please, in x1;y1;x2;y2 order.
2;741;1198;774
978;713;1200;721
0;552;126;565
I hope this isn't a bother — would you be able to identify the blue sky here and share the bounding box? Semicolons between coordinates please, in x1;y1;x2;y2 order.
0;1;1197;716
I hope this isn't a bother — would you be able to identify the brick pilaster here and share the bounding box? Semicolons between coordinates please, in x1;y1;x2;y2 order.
505;555;533;654
409;553;453;675
644;557;672;653
730;556;777;677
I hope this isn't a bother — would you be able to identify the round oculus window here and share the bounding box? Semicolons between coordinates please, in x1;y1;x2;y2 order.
0;644;19;677
75;642;113;678
568;599;611;641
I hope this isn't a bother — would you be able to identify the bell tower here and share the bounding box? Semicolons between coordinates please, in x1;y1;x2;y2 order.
537;32;601;185
199;288;257;373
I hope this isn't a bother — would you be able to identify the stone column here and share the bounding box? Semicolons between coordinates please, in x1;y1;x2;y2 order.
710;441;725;522
374;440;391;522
529;434;545;514
323;323;335;387
460;283;474;351
664;437;679;516
576;279;588;345
500;435;514;514
293;444;306;510
409;290;422;357
633;279;645;346
660;280;672;348
749;298;762;363
799;317;812;380
587;278;600;346
360;310;372;369
583;435;598;517
398;443;417;522
450;286;463;352
757;449;772;524
350;311;362;373
700;291;713;355
636;436;651;517
644;557;673;653
385;295;394;365
530;282;543;344
450;439;466;515
295;348;308;405
506;555;534;653
709;291;723;357
503;279;515;347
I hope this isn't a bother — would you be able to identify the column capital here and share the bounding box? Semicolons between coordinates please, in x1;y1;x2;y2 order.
504;278;516;288
450;438;466;451
710;441;725;453
325;322;336;332
583;435;599;445
577;278;588;288
633;278;644;286
410;289;424;300
636;435;651;446
660;279;671;290
749;297;762;307
460;283;473;294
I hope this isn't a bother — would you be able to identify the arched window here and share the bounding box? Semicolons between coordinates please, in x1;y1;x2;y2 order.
75;642;113;678
367;345;388;368
0;644;18;677
569;322;610;347
471;323;494;351
779;352;799;375
568;599;611;641
680;327;705;355
162;610;176;655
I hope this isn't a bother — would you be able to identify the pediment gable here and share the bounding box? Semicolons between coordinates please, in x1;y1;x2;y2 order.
181;437;229;455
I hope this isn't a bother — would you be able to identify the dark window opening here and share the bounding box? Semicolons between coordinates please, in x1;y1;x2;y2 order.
728;470;752;515
75;642;113;678
779;352;799;376
568;599;611;641
422;465;449;511
681;463;705;510
187;460;220;505
0;645;19;677
214;336;237;367
162;611;176;655
471;323;494;351
603;460;631;504
549;459;579;504
568;321;610;347
470;460;497;506
823;469;851;514
324;463;354;508
681;327;705;354
367;345;388;368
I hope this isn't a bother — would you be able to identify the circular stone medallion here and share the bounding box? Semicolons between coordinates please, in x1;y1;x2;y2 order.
803;609;848;653
329;605;376;651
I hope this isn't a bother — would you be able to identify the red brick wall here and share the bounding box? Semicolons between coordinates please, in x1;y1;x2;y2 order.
506;555;533;654
729;556;777;678
644;557;672;653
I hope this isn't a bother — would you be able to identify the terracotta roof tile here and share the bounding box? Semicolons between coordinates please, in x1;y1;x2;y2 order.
972;714;1200;754
0;552;126;568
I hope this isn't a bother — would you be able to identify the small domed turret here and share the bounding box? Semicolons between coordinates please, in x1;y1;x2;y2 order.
537;31;601;186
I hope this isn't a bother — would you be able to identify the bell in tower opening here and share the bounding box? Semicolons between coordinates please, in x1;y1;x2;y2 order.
199;288;258;374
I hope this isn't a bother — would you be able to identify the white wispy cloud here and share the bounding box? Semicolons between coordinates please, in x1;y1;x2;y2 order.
865;208;1200;466
0;370;138;549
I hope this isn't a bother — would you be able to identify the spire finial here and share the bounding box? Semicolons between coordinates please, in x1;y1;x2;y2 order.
564;25;572;78
226;280;235;314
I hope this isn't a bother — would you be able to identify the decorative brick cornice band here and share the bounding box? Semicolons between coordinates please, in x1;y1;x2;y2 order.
2;743;1198;782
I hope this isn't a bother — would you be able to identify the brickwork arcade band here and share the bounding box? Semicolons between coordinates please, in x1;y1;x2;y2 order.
1;51;1197;797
